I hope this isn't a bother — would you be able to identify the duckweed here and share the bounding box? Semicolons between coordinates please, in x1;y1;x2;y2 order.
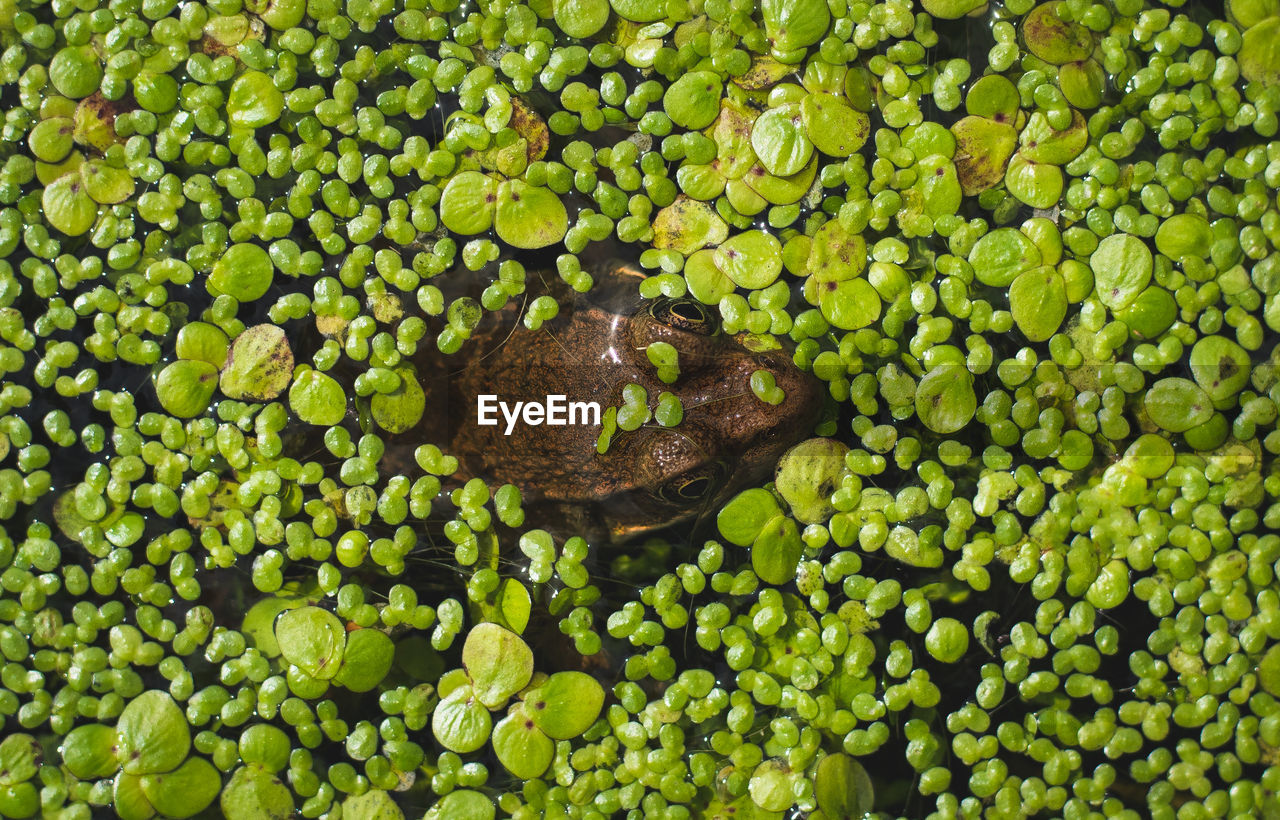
3;0;1280;817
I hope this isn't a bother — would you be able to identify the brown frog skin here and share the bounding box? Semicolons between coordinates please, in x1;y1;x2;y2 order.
411;261;824;543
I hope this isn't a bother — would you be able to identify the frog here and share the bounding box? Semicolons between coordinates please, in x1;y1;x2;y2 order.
409;260;825;543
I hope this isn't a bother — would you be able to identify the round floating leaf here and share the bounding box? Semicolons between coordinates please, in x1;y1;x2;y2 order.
1123;433;1176;480
807;218;867;283
429;790;495;820
61;723;119;780
247;0;307;29
495;179;568;249
1004;152;1064;209
228;70;285;128
1259;644;1280;696
916;366;976;434
155;360;218;419
492;707;554;779
664;72;724;130
800;93;869;157
714;230;782;289
274;606;346;680
609;0;664;22
751;104;813;177
370;365;425;434
761;0;830;53
815;753;874;819
220;325;294;402
220;765;295;820
525;671;606;740
1116;286;1177;340
774;437;852;524
744;157;817;204
440;172;498;235
1144;378;1215;433
818;278;881;330
1022;1;1094;64
477;578;533;635
342;789;406;820
684;248;736;304
462;623;533;709
132;72;179;114
431;686;492;754
80;160;135;204
553;0;609;37
28;117;74;163
112;772;153;820
140;756;221;819
1091;233;1153;311
116;690;190;776
1009;266;1067;342
238;725;291;774
209;243;275;302
969;228;1040;287
175;321;230;367
289;367;347;427
717;487;782;547
42;173;98;236
334;629;395;693
1059;59;1106;109
1018;110;1088;165
49;46;102;98
652;196;729;255
914;155;962;218
920;0;985;18
965;75;1020;120
1239;16;1280;85
752;513;804;586
1189;336;1252;403
0;735;40;786
1155;213;1213;262
749;758;799;813
924;617;970;663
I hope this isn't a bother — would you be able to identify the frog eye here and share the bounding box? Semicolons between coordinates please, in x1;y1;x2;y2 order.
656;463;725;503
649;297;718;335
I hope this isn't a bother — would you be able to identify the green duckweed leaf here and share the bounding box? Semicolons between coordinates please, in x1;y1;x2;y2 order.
492;706;553;779
495;179;568;249
238;725;291;774
440;172;498;235
951;117;1017;196
916;366;976;434
0;735;40;786
116;690;190;776
220;765;294;820
1189;336;1252;403
664;71;724;130
1239;16;1280;85
818;278;881;330
342;789;406;820
370;364;425;434
715;229;782;289
800;93;869;157
288;366;347;426
1144;378;1215;433
427;790;495;820
652;196;729;255
1123;433;1176;480
914;154;962;218
1022;1;1094;64
751;104;813;177
1091;233;1153;311
525;671;606;739
1258;643;1280;696
113;772;155;820
749;758;799;813
28;117;74;163
42;172;98;236
274;606;346;680
609;0;664;22
1004;152;1064;209
1116;286;1177;340
175;321;230;367
920;0;986;19
334;629;395;692
1009;266;1067;342
462;622;533;709
61;723;119;780
924;617;970;663
806;218;867;283
155;360;219;419
1155;213;1214;262
969;228;1041;287
774;438;852;524
80;160;135;204
761;0;830;54
228;70;285;128
752;511;804;585
965;74;1020;120
139;756;221;819
220;324;294;402
553;0;610;38
1018;110;1088;165
814;753;874;818
49;46;102;99
717;488;782;547
684;248;736;304
209;243;275;302
432;685;492;754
